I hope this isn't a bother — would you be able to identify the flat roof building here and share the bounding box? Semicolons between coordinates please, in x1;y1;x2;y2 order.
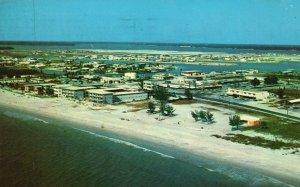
227;88;275;101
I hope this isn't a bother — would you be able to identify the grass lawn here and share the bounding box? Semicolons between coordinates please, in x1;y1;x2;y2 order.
242;116;300;141
199;100;300;141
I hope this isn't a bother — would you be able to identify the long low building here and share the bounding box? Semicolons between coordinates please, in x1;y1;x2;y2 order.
88;89;113;104
113;91;148;103
87;88;148;104
62;86;96;100
53;84;72;97
227;88;275;101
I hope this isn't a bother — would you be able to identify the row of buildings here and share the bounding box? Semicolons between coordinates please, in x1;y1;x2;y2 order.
1;68;281;103
22;83;148;104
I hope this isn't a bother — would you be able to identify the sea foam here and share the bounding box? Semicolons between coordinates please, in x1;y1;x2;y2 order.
73;127;175;159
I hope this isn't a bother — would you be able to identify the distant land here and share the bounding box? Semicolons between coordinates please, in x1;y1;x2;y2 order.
0;47;14;50
0;41;300;51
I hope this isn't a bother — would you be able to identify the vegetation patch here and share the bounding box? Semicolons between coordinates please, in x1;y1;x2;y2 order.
211;134;300;150
198;100;300;140
242;117;300;141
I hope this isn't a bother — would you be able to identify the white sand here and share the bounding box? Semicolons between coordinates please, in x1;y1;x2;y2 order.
1;89;299;185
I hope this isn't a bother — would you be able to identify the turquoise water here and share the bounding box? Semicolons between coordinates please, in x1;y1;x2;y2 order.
0;106;292;187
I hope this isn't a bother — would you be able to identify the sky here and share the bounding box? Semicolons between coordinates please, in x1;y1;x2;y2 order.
0;0;299;45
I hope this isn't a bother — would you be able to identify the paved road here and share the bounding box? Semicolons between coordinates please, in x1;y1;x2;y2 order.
195;96;300;123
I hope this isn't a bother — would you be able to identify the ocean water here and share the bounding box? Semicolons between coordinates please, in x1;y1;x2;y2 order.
0;107;293;187
1;42;300;54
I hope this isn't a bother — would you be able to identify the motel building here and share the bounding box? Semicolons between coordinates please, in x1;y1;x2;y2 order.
227;88;275;101
113;91;148;103
61;86;96;100
53;84;72;97
87;88;148;104
87;89;113;104
24;83;56;94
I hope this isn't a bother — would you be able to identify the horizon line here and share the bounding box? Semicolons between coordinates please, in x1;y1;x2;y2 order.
1;41;300;51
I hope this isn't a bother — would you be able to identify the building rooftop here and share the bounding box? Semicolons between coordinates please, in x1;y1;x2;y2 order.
113;91;145;96
64;86;95;91
87;89;112;95
289;98;300;104
53;84;72;88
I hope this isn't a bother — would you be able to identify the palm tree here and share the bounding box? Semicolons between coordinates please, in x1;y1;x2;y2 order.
205;111;214;124
164;104;175;116
229;114;242;130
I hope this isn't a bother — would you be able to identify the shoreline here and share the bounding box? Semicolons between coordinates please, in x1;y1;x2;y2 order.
0;89;299;186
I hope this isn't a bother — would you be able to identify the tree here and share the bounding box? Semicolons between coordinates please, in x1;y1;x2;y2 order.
164;104;175;116
277;88;284;99
264;75;278;85
199;111;206;122
250;78;260;86
152;86;170;102
185;89;193;99
152;86;171;115
205;111;214;124
160;103;166;115
191;110;201;121
191;110;214;124
147;101;156;113
229;114;242;130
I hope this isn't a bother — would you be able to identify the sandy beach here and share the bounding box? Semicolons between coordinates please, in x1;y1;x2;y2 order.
0;89;299;186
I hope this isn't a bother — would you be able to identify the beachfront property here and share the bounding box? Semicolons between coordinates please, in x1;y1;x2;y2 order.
113;91;148;103
53;84;72;97
227;88;276;101
87;89;113;104
24;83;57;95
61;86;96;100
87;87;148;104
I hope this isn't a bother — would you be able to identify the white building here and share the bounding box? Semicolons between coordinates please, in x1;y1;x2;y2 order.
87;89;113;104
113;91;148;103
227;88;275;101
124;72;137;80
53;84;72;97
87;88;148;104
100;77;123;84
62;86;96;100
